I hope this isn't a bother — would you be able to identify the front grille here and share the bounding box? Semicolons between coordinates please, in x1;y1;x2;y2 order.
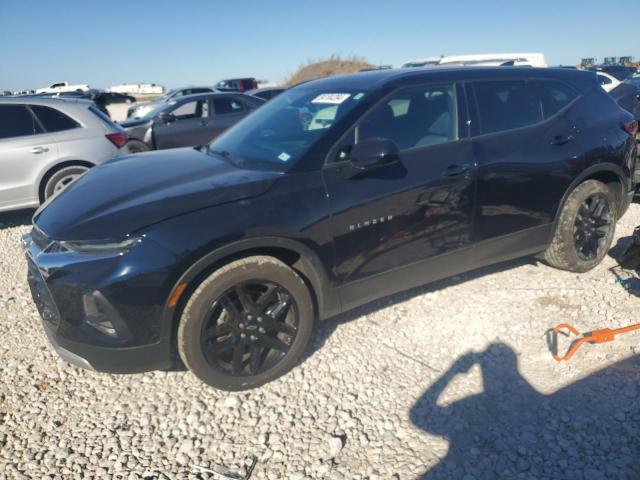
26;257;60;328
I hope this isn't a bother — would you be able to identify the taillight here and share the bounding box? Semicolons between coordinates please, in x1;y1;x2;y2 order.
623;119;639;137
105;132;128;149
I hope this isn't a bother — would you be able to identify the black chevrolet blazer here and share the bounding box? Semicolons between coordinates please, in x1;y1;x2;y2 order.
24;67;639;390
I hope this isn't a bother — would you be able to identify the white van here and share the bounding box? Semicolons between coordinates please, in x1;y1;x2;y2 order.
401;53;547;68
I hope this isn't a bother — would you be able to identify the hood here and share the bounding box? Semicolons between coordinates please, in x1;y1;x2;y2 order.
35;148;281;240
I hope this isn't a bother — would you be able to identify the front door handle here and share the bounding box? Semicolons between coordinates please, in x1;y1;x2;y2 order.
551;135;574;146
30;146;49;154
442;163;472;177
200;120;209;127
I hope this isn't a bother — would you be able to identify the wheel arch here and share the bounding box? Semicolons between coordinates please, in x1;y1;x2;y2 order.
37;159;95;202
553;163;626;227
164;237;340;343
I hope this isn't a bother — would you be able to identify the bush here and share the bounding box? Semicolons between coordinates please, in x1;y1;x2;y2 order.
287;55;373;86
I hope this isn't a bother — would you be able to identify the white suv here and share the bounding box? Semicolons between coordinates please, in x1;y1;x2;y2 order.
0;97;128;213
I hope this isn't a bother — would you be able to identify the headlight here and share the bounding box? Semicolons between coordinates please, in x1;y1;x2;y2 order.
54;236;141;254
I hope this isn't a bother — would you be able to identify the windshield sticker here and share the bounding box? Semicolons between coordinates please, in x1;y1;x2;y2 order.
278;152;291;162
312;93;351;104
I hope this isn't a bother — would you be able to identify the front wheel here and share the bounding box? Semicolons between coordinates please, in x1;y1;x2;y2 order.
544;180;616;272
177;256;314;390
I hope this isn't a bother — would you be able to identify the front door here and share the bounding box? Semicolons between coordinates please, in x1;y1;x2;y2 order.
322;83;477;306
153;98;212;149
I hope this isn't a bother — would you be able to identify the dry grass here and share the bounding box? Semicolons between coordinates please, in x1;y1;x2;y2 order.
287;55;373;86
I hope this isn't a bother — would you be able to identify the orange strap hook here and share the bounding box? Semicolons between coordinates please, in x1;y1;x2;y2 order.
550;322;640;361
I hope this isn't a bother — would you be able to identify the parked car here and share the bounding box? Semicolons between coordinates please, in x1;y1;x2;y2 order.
99;92;136;104
35;81;90;94
0;97;127;212
127;86;215;119
120;92;263;152
245;87;286;101
610;82;640;152
24;67;638;390
596;71;621;92
215;77;258;92
589;65;635;81
624;75;640;89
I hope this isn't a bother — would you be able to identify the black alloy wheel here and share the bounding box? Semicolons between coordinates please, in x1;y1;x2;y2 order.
573;192;613;261
201;281;299;376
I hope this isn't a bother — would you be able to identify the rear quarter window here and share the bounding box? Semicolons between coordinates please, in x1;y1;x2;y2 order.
30;105;80;132
532;80;580;119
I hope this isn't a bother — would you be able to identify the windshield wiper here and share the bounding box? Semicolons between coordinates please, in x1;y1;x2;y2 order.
206;146;239;166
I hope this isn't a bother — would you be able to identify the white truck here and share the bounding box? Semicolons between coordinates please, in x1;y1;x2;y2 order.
35;81;91;94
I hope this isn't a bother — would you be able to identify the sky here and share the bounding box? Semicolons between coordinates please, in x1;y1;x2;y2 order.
0;0;637;91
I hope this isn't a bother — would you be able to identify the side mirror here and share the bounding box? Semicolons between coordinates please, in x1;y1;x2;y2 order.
158;112;176;124
350;137;400;170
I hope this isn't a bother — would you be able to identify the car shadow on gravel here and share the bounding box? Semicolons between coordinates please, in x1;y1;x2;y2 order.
410;343;640;479
303;257;539;364
0;208;35;229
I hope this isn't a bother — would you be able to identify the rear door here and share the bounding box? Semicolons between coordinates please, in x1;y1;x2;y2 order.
208;96;250;139
0;104;58;210
469;78;582;259
153;98;211;149
322;82;477;305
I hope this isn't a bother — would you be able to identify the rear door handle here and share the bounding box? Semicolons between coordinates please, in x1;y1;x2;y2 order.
443;163;473;177
30;146;49;154
551;135;574;146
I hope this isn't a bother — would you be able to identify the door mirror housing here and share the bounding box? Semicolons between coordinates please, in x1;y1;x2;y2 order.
350;137;400;170
158;112;176;124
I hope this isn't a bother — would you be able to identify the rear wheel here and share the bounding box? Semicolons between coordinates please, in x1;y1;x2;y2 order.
177;256;314;390
127;140;150;153
544;180;616;272
43;165;89;201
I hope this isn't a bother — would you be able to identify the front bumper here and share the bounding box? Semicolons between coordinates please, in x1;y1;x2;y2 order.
23;229;178;374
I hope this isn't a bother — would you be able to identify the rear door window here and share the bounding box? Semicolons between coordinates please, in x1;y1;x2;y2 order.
0;104;42;139
213;97;246;115
473;80;543;135
30;105;80;132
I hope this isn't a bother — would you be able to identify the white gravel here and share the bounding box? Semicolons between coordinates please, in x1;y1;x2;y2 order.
2;205;640;479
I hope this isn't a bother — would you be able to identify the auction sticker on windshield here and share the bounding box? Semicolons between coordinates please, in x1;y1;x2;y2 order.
312;93;351;104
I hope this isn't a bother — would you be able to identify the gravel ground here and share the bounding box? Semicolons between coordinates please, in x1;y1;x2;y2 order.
2;205;640;479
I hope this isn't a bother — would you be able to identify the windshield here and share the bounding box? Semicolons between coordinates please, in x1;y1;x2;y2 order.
207;87;367;169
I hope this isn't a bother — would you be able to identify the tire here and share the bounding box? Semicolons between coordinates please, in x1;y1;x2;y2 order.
42;165;89;201
544;180;617;272
127;140;150;154
177;256;314;390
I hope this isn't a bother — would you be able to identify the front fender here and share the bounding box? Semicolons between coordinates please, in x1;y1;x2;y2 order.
160;236;340;339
